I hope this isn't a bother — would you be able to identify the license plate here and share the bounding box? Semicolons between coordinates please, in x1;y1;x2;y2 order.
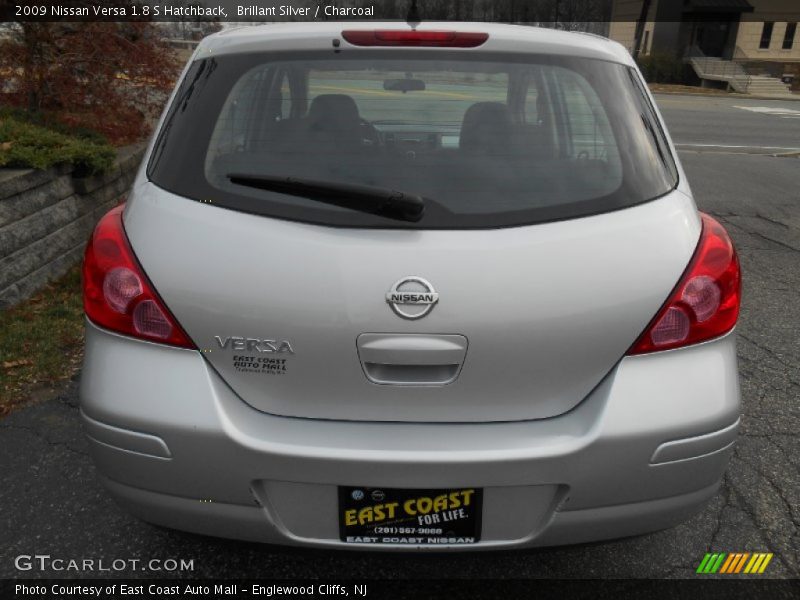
339;487;482;545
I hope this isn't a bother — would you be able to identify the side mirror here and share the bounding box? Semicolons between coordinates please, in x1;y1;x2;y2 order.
383;78;426;93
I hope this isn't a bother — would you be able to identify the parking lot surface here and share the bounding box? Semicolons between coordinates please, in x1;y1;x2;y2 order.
0;94;798;579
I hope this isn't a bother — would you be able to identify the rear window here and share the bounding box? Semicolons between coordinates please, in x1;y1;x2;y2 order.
148;51;677;229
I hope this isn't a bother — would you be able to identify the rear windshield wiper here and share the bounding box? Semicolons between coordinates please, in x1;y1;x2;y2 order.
227;174;425;223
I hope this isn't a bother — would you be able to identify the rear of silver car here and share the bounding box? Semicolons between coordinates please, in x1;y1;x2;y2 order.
79;23;741;549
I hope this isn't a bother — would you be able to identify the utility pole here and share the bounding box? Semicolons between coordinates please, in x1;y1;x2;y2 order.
407;0;420;24
632;0;653;58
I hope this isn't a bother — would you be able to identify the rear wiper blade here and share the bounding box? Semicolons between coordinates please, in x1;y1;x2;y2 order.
227;174;425;223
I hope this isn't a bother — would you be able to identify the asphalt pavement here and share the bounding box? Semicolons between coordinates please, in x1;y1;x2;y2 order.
0;93;798;580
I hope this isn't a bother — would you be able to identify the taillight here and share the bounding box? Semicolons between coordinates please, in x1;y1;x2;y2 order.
341;30;489;47
82;204;195;348
628;213;741;354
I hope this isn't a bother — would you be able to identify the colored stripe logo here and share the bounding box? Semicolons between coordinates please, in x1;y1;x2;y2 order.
696;552;773;574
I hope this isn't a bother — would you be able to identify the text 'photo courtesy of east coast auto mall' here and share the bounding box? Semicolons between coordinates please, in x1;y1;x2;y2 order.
0;0;799;599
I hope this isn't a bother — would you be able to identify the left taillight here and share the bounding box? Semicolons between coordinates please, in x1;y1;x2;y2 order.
82;204;195;348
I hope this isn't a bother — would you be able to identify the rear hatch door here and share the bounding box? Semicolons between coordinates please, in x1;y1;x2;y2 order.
124;185;698;422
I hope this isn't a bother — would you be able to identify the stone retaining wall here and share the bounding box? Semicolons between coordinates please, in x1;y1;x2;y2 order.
0;145;145;309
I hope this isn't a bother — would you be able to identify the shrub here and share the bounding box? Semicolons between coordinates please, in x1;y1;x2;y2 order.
0;118;115;176
0;22;180;145
0;107;110;145
637;52;686;84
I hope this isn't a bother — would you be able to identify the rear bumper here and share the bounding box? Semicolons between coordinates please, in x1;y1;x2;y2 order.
80;320;740;550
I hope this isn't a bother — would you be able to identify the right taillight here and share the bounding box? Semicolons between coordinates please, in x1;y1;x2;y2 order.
628;213;741;354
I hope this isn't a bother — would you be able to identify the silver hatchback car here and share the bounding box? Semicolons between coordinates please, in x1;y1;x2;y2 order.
80;22;741;550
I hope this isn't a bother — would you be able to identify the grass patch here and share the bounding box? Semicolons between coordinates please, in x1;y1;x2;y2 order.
0;116;115;176
0;266;84;417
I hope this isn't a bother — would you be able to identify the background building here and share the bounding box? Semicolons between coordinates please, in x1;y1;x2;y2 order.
609;0;799;94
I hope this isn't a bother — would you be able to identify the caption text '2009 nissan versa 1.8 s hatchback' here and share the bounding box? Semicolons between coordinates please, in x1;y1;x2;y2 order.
80;22;742;550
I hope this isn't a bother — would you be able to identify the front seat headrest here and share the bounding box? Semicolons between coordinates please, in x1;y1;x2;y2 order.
307;94;361;142
460;102;513;156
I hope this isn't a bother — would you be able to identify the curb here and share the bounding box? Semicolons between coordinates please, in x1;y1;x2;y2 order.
652;90;800;101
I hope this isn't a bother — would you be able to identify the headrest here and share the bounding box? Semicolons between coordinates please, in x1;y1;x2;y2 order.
308;94;360;129
460;102;513;155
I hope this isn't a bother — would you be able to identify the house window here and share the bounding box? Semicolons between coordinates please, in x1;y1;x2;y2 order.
760;22;774;49
783;23;797;50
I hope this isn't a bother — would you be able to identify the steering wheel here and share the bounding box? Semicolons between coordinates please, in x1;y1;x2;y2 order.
359;119;381;147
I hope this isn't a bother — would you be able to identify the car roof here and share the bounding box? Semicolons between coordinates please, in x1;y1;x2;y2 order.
196;21;634;66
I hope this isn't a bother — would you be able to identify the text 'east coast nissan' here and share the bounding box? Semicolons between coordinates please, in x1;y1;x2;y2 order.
80;22;741;549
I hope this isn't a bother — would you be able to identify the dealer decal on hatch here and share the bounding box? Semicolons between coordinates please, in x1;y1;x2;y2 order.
212;336;294;375
232;356;288;375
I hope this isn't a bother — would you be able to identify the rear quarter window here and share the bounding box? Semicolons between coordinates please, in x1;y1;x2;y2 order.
149;51;678;229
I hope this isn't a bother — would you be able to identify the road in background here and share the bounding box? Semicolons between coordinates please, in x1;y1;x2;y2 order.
0;94;798;580
657;94;800;152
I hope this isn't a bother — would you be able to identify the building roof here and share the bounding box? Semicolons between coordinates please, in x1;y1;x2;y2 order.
682;0;754;13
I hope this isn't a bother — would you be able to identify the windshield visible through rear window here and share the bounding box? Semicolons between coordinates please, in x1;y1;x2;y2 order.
148;51;678;229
